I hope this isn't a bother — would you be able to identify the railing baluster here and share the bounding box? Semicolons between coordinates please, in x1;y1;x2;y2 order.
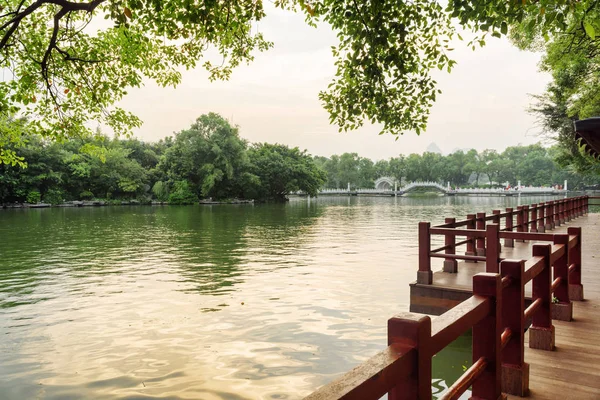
476;212;486;256
471;273;502;400
568;227;583;301
500;259;529;396
418;222;432;285
465;214;476;262
530;203;538;233
443;217;458;273
485;224;500;273
505;207;514;248
529;244;555;351
538;202;546;233
552;234;572;321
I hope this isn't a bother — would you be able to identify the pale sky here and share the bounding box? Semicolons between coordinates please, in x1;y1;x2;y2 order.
119;6;551;160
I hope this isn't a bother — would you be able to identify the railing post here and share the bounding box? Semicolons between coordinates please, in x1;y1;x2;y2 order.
418;222;432;284
465;214;477;262
388;314;432;400
585;195;589;214
530;203;538;233
504;207;514;248
538;202;546;233
443;217;458;273
476;212;486;256
486;224;500;273
557;200;564;226
568;227;584;301
565;198;571;221
492;210;502;252
523;205;530;235
552;234;572;321
472;273;503;400
500;259;529;396
547;200;554;229
516;206;525;242
529;244;555;351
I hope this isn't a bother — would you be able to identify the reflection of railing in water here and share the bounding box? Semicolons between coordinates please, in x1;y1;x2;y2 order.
304;195;591;400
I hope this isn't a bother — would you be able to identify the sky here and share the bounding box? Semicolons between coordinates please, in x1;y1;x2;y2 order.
118;6;552;160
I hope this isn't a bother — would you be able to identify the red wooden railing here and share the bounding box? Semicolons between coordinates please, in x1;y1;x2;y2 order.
416;196;588;288
305;195;590;400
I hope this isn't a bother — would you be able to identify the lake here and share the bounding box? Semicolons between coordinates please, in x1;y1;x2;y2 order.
0;195;568;399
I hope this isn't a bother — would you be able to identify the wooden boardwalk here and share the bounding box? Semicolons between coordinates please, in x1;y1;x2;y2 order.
514;213;600;400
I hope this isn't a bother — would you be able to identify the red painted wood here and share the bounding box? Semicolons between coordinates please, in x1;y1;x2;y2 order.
539;202;546;232
476;212;486;255
532;244;552;330
524;298;543;321
303;345;417;400
553;234;570;304
430;296;490;355
485;224;500;273
441;357;487;400
531;204;538;232
523;256;545;284
505;207;514;248
567;227;582;288
500;260;525;368
466;214;476;257
501;327;512;349
444;217;458;273
516;206;524;239
418;222;432;285
547;200;555;229
471;273;502;400
388;314;432;400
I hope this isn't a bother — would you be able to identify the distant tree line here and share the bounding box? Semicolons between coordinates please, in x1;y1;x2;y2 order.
314;145;599;190
2;112;598;206
0;113;326;204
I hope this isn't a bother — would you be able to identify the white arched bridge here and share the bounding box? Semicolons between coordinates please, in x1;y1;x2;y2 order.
300;177;568;197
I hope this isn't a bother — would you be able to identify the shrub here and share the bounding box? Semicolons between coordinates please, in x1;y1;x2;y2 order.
152;181;169;202
26;190;41;204
43;188;65;205
168;181;198;205
79;190;94;200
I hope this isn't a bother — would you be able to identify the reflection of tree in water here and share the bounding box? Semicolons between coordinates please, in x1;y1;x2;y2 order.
0;203;324;308
155;202;324;296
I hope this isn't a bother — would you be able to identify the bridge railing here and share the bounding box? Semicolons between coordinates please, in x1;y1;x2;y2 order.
305;227;582;399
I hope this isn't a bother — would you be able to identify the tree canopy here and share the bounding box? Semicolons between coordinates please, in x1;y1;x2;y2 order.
2;1;599;165
508;2;600;173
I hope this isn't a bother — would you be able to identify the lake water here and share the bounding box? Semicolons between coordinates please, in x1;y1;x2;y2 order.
0;195;568;399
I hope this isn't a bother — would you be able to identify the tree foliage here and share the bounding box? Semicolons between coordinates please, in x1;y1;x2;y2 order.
0;112;328;203
247;143;326;200
315;144;597;190
507;2;600;173
2;1;598;165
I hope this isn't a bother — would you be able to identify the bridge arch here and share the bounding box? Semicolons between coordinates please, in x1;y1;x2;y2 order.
374;176;396;191
401;181;448;194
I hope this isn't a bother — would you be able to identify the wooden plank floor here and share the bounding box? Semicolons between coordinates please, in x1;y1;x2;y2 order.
510;213;600;399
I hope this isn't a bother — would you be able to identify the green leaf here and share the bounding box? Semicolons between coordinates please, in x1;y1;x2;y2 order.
500;22;508;35
584;21;595;40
